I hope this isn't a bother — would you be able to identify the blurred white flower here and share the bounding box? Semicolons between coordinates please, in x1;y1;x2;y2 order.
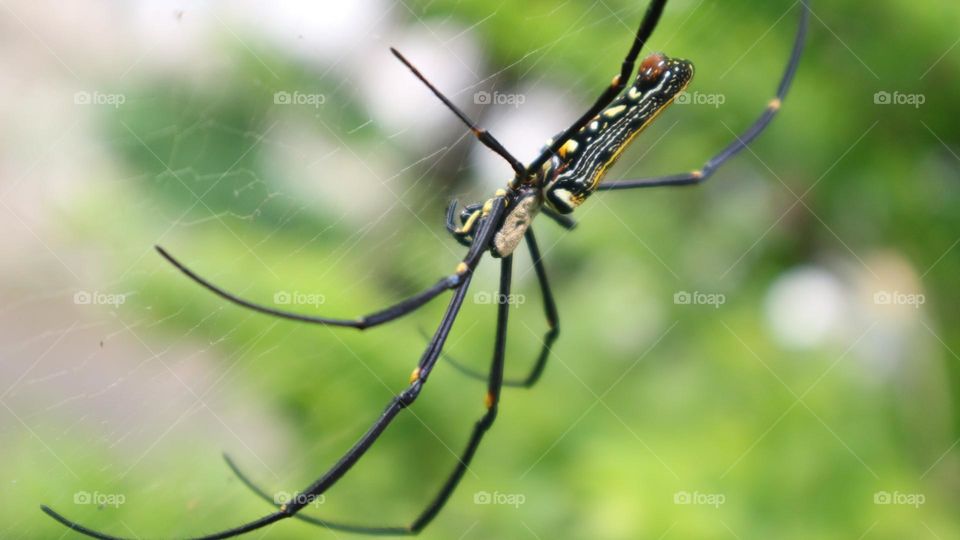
764;265;850;350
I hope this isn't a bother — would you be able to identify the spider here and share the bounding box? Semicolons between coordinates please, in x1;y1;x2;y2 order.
43;1;810;537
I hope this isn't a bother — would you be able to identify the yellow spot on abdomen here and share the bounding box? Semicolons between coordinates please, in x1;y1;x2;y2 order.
602;105;627;118
558;139;579;158
590;89;687;191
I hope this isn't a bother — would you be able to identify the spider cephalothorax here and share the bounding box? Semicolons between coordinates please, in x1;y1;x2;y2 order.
43;1;809;538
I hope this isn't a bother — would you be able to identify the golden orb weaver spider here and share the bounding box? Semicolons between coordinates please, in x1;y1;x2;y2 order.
43;1;810;537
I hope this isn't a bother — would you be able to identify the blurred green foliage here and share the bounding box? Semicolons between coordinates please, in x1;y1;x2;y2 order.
16;1;960;539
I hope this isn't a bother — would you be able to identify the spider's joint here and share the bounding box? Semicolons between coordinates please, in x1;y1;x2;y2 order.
484;391;495;409
455;262;469;275
692;169;704;179
769;98;782;111
481;191;509;217
399;387;418;407
481;198;494;216
409;366;421;383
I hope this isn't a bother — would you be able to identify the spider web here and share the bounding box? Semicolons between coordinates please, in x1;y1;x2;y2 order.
0;1;838;538
0;1;645;537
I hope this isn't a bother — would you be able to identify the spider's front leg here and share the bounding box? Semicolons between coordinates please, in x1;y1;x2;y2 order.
599;1;809;192
524;0;669;177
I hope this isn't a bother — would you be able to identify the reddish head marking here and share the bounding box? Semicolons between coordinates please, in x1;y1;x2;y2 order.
640;53;667;81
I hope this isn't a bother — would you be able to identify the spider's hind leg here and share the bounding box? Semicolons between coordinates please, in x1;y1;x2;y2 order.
39;196;511;540
442;228;558;389
222;255;515;536
222;454;408;535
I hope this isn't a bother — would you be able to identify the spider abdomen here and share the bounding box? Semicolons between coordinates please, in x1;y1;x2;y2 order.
543;54;694;213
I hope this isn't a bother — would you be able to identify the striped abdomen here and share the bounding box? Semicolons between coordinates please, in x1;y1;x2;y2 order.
542;54;694;213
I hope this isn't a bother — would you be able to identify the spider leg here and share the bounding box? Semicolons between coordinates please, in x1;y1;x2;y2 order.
221;454;408;535
40;509;124;540
222;256;513;535
446;198;573;251
155;242;467;330
598;1;809;191
405;255;510;531
516;229;558;387
390;48;526;179
441;229;557;388
445;199;481;248
42;197;508;540
445;199;467;241
541;207;578;230
525;0;669;176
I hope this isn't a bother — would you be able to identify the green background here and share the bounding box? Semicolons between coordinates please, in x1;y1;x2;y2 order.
5;1;959;538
